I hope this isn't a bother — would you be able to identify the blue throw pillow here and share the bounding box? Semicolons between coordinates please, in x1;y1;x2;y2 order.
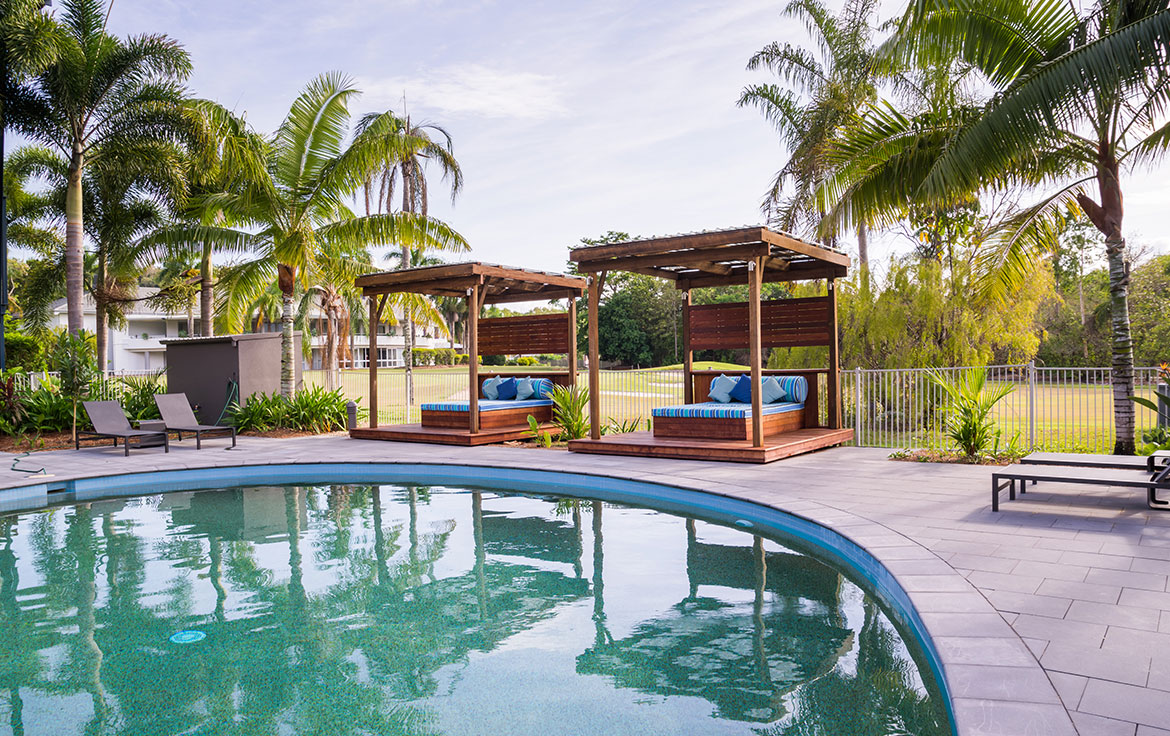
776;375;809;403
482;377;501;400
708;374;736;403
516;377;535;400
761;376;786;404
496;377;518;400
729;374;753;403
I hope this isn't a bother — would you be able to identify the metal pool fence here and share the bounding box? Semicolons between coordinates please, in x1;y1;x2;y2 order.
11;364;1162;454
303;363;1164;453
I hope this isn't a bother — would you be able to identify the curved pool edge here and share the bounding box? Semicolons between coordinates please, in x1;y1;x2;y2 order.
3;457;1077;736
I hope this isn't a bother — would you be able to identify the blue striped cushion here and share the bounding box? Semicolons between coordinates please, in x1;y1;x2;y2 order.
651;401;804;419
422;399;554;413
531;377;554;399
773;375;808;403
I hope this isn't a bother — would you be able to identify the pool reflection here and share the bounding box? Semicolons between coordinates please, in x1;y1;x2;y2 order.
0;485;948;736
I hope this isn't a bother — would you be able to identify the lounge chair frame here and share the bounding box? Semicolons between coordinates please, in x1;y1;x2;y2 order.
77;400;170;456
991;461;1170;511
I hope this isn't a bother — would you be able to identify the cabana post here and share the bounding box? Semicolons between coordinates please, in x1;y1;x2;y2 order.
351;262;586;446
568;226;854;463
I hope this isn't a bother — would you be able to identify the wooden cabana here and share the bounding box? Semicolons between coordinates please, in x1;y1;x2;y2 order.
349;262;587;446
567;226;854;463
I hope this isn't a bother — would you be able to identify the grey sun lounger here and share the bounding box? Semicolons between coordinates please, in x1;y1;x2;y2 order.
78;400;170;456
154;393;237;449
992;462;1170;511
1022;451;1169;473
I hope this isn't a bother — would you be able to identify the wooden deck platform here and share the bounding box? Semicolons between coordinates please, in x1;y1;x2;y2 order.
567;427;854;463
350;423;550;446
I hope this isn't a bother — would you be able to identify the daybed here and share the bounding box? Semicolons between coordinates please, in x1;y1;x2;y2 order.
421;377;557;430
652;374;810;440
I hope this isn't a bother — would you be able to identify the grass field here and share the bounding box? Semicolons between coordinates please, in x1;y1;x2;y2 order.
309;366;1167;453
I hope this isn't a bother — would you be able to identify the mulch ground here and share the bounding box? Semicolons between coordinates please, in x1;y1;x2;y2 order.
889;448;1019;466
1;428;348;453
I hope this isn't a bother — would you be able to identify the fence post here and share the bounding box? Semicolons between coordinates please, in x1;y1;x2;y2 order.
1028;361;1037;450
854;367;862;446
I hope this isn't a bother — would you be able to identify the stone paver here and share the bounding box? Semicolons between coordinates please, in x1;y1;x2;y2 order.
4;437;1170;734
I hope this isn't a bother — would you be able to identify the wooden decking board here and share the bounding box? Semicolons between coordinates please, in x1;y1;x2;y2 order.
567;428;854;463
349;423;551;447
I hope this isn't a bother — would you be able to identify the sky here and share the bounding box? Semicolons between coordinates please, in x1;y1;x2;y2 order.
32;0;1170;273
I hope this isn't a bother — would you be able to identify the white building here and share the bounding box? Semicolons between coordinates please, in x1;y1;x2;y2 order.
48;292;453;372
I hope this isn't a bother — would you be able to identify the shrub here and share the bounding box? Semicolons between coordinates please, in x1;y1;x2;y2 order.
515;356;539;366
0;373;28;436
411;348;435;366
3;332;44;371
926;367;1014;459
19;383;76;434
118;371;167;421
456;354;469;364
228;386;351;434
433;348;457;365
550;385;590;440
482;354;505;366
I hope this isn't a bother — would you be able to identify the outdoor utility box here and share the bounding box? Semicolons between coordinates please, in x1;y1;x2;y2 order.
162;333;302;424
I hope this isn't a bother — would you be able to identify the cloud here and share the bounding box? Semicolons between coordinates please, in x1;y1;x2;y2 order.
359;65;568;121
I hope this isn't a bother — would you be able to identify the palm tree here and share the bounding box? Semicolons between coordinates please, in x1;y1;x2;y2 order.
881;0;1170;453
360;111;463;405
7;0;192;337
151;73;468;396
10;142;179;371
738;0;878;268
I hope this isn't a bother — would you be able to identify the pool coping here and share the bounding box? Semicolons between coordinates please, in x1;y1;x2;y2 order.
0;441;1079;736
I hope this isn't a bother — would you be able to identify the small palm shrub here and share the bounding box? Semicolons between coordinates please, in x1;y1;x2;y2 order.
550;385;590;440
20;385;75;434
118;371;167;421
228;386;351;433
927;366;1014;459
604;416;644;434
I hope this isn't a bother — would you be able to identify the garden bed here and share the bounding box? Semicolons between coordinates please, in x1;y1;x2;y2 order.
888;449;1021;466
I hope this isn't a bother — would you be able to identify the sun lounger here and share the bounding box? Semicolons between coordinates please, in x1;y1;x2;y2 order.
154;393;237;449
991;462;1170;511
1022;451;1169;473
77;400;170;456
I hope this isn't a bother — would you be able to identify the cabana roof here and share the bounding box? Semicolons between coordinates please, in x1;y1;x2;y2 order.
569;226;849;289
356;262;586;304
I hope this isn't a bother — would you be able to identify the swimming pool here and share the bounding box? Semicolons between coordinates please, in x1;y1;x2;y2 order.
0;468;953;735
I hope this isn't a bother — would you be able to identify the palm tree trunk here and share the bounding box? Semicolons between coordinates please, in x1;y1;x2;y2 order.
1077;149;1135;454
95;252;108;374
402;245;414;405
856;221;869;290
186;300;194;338
65;148;85;335
200;244;214;337
278;264;296;398
1105;234;1135;454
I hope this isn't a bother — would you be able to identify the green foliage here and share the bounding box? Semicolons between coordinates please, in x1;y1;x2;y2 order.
2;322;44;370
50;332;96;441
1138;426;1170;455
927;367;1015;459
16;382;76;435
525;415;555;448
604;416;645;434
0;374;28;435
515;356;539;366
411;348;435;366
482;354;506;366
117;371;167;421
549;385;590;441
228;387;351;434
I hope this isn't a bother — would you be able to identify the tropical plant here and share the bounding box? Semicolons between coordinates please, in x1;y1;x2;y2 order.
0;372;27;435
152;73;467;397
227;386;351;433
18;382;73;433
926;366;1015;459
49;330;95;442
7;0;192;336
878;0;1170;453
739;0;878;266
118;370;165;421
604;416;644;435
525;414;555;448
549;384;590;441
360;110;464;406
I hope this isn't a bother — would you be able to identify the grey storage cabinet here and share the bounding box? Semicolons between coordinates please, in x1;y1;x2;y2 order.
162;333;302;424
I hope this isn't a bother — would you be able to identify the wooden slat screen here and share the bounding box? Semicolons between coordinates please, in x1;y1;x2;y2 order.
478;313;571;355
689;297;831;350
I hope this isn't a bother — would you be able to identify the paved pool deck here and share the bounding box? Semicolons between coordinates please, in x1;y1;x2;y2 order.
3;435;1170;736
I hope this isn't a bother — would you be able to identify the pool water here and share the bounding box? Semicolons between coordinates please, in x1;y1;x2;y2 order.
0;483;950;736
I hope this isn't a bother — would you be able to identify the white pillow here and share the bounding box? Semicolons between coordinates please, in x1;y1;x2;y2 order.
482;377;502;400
